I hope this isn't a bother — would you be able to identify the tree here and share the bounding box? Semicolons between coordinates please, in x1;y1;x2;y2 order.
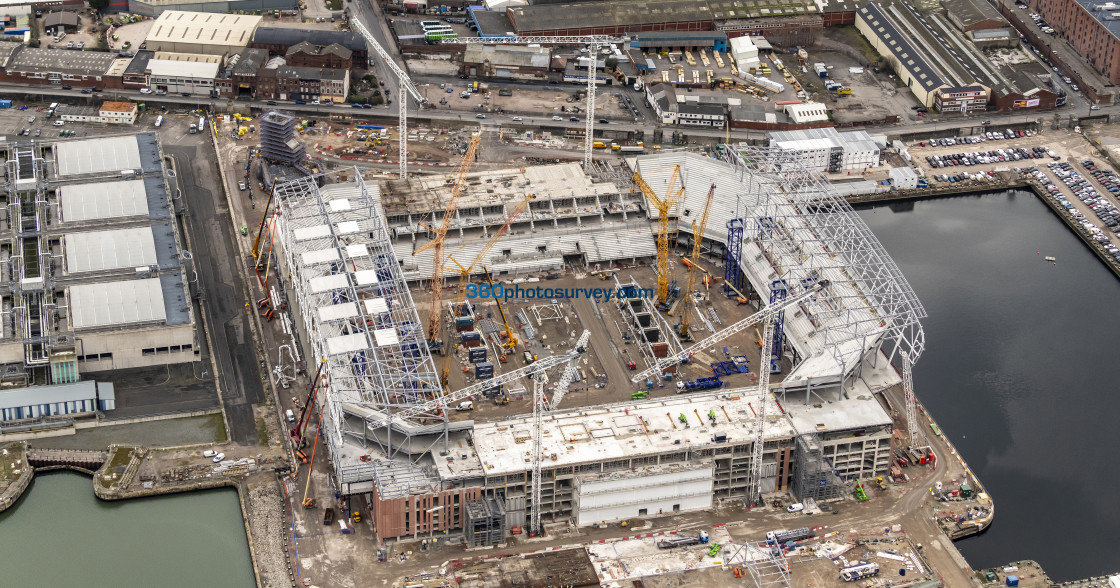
605;56;619;71
88;0;110;10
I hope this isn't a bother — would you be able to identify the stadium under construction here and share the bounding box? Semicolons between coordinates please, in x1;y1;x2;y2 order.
269;146;926;545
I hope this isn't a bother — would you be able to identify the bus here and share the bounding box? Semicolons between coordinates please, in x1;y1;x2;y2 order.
423;24;453;33
425;29;458;41
420;20;441;28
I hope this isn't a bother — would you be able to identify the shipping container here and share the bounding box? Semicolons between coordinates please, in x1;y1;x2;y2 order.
0;99;11;108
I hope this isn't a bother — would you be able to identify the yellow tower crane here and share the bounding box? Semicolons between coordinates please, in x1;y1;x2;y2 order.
633;165;685;308
679;183;716;339
442;193;534;385
414;134;482;350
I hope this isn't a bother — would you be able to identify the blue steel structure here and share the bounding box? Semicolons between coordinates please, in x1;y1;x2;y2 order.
723;218;744;298
769;279;788;373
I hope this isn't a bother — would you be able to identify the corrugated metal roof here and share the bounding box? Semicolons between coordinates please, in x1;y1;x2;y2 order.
64;227;158;274
0;381;113;410
56;136;142;177
69;278;167;330
858;3;945;91
59;179;149;222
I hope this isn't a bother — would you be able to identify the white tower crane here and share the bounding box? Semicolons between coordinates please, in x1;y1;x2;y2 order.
447;36;630;169
352;19;428;179
362;330;591;535
628;281;831;505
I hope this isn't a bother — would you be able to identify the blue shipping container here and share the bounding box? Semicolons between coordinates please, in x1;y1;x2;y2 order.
1006;576;1019;587
0;100;11;108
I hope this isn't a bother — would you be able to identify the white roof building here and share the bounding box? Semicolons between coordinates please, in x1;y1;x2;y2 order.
145;11;261;55
729;35;759;71
783;102;829;123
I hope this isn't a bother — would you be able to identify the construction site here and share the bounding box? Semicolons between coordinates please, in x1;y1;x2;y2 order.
253;119;948;573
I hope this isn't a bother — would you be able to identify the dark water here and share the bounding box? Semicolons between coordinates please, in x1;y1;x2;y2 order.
0;472;255;587
857;191;1120;581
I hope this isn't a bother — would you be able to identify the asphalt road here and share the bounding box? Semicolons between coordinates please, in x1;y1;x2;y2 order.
167;144;264;445
108;364;220;419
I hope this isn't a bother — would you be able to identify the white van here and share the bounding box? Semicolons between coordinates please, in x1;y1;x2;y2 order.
285;409;296;423
455;401;474;411
787;503;804;513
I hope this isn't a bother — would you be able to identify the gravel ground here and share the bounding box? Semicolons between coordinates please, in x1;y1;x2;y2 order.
247;478;292;588
31;414;226;451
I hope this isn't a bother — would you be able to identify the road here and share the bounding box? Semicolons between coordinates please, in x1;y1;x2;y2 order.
167;144;265;445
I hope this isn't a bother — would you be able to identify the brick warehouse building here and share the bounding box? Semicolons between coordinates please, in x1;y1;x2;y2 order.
1028;0;1120;86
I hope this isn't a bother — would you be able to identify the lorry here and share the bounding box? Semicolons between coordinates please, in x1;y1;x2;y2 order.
765;528;815;544
676;376;722;393
656;530;709;549
840;562;880;582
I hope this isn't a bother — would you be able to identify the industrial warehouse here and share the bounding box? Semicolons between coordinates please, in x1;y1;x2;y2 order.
0;133;194;417
267;143;926;550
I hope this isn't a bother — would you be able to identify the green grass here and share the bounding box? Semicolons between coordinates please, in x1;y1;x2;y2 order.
325;0;342;9
201;413;228;443
830;26;882;66
255;415;269;447
98;446;136;489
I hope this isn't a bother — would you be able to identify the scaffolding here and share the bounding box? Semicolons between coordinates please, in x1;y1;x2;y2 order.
790;431;846;503
725;542;791;588
464;499;506;548
718;145;926;398
272;169;450;489
260;111;307;167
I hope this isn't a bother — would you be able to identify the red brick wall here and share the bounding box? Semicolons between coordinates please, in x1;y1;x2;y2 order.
372;485;482;540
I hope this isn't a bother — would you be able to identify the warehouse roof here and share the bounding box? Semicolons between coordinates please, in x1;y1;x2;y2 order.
123;50;154;75
59;179;151;222
146;58;220;79
0;381;113;411
463;44;550;68
64;227;158;274
472;10;516;36
0;41;21;68
69;277;167;330
56;136;142;177
8;47;117;76
286;41;353;60
42;11;79;29
508;0;821;32
251;27;367;53
276;65;348;81
146;11;261;48
941;0;1007;30
152;51;222;63
857;3;945;92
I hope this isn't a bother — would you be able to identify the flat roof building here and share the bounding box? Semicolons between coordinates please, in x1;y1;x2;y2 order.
769;127;881;172
144;10;261;56
125;0;297;18
0;134;195;389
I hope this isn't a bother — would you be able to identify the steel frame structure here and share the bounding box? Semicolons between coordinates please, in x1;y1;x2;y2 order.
272;169;448;468
723;218;744;298
726;542;791;588
445;35;629;169
719;145;926;387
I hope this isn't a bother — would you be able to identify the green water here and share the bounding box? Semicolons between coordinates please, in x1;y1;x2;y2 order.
0;472;255;587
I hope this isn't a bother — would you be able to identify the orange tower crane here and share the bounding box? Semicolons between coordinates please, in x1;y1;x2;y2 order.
442;193;533;384
633;165;685;308
413;134;482;350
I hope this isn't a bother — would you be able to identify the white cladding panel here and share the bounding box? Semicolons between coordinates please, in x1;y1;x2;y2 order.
574;466;714;526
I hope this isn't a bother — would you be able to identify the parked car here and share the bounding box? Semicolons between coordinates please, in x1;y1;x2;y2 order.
203;450;217;457
476;113;486;118
212;453;225;463
512;116;523;121
552;115;562;121
140;88;152;94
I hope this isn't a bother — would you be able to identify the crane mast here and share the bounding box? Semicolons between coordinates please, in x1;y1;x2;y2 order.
633;166;685;307
351;19;427;179
750;317;775;505
679;183;715;338
414;135;481;348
